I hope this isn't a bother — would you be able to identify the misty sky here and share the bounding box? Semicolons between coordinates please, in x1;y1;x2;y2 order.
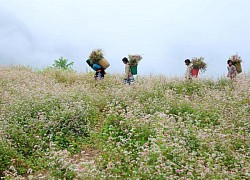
0;0;249;78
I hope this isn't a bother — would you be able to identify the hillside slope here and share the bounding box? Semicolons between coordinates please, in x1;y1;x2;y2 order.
0;66;249;179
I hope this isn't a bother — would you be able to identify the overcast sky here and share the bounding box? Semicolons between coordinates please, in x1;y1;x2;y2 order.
0;0;249;78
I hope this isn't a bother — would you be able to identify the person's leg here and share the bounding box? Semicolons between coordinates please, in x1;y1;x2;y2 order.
128;78;130;84
100;69;105;78
123;78;129;84
129;76;135;84
95;70;102;80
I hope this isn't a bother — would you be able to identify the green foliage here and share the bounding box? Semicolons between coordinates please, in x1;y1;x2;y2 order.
100;112;157;178
0;140;20;176
0;66;249;179
217;78;234;88
89;49;104;64
49;154;77;179
6;96;91;153
168;81;202;96
42;68;80;84
52;57;74;70
51;170;76;179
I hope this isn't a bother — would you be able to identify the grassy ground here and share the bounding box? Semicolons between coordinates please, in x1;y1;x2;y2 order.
0;66;249;179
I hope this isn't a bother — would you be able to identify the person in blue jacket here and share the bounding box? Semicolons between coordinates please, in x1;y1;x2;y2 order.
86;60;106;80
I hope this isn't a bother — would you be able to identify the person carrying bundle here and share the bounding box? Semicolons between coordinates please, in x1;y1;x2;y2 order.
184;59;193;80
122;57;135;84
227;60;237;80
86;49;110;80
94;66;106;80
86;59;105;79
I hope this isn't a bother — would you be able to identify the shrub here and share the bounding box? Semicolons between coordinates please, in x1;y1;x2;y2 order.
52;57;74;70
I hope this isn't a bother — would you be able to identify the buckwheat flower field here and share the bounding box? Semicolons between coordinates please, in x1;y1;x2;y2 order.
0;66;249;179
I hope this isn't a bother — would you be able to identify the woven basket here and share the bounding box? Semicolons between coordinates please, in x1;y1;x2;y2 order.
233;63;242;73
98;58;110;69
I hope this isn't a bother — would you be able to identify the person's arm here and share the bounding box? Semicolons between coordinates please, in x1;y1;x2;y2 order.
186;66;192;79
232;65;237;77
188;67;192;79
233;66;237;73
125;65;130;78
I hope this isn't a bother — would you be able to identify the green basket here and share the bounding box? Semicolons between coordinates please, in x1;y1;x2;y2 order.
130;65;137;75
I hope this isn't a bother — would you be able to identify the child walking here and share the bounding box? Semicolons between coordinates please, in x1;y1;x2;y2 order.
122;57;134;84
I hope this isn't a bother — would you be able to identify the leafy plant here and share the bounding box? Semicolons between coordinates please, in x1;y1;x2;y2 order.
229;53;242;64
52;57;74;70
191;57;207;73
89;49;104;64
128;54;142;65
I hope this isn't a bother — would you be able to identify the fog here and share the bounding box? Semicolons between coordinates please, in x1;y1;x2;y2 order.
0;0;249;78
